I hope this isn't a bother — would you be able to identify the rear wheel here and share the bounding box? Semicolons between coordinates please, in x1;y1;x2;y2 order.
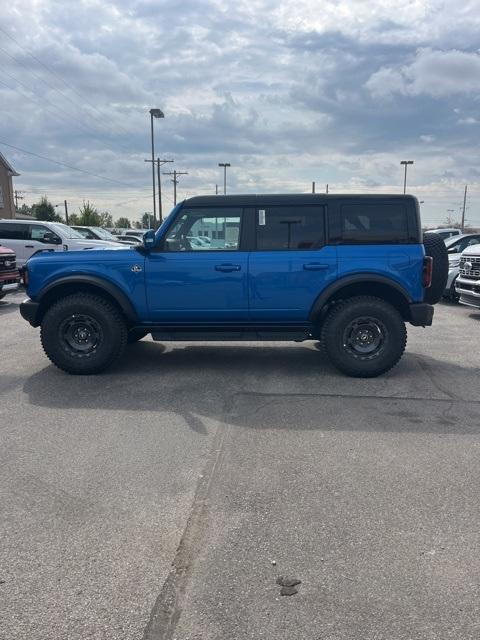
322;296;407;377
40;293;127;374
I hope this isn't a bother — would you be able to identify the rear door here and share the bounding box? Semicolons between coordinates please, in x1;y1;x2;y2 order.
0;222;29;266
145;206;249;322
248;204;337;321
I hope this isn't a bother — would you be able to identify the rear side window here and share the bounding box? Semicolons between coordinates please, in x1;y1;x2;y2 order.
0;223;28;240
340;204;409;243
256;206;325;250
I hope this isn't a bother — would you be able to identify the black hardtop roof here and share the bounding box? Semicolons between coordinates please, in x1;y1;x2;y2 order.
182;194;418;207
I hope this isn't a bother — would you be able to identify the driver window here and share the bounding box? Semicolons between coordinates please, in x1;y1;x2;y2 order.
29;225;60;244
164;208;242;251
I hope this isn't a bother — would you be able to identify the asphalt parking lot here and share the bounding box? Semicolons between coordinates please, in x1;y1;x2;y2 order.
1;291;479;640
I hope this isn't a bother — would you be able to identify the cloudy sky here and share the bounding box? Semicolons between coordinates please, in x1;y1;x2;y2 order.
1;0;480;226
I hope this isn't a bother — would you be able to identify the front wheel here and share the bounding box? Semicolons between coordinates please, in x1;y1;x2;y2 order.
40;293;127;374
321;296;407;377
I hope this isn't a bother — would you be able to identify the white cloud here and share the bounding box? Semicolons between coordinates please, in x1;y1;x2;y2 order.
367;48;480;98
1;0;480;226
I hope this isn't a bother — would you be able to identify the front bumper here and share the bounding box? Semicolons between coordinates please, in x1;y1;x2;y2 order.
0;271;21;293
456;276;480;309
20;298;41;327
445;266;459;293
409;303;434;326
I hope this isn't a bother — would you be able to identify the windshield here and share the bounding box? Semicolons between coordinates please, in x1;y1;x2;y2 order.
445;234;465;248
51;223;86;239
92;227;117;240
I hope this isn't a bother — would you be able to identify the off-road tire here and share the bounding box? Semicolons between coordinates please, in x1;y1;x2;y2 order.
40;293;127;374
321;296;407;378
127;329;149;343
423;233;449;304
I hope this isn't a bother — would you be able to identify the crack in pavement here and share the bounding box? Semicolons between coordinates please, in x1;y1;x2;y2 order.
142;419;230;640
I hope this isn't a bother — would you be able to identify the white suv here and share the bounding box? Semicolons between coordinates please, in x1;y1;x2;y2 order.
0;220;125;267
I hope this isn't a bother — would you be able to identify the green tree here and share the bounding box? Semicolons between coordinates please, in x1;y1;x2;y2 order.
99;211;113;228
78;201;101;226
32;196;62;222
68;213;80;225
142;212;154;228
115;217;131;229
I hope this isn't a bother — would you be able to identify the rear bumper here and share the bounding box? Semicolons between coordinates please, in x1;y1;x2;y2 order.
409;303;434;326
20;299;41;327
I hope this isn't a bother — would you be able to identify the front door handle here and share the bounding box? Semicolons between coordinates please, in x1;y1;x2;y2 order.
25;245;34;248
215;264;241;272
303;263;329;271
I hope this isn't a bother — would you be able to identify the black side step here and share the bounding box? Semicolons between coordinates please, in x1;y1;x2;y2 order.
147;325;312;342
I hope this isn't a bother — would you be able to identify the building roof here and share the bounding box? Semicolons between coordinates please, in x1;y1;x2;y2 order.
0;151;20;176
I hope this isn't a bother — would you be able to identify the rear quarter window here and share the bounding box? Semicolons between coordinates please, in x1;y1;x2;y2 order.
0;223;28;240
340;204;409;244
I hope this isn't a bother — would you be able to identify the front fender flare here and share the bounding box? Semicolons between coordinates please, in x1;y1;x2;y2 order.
36;275;138;323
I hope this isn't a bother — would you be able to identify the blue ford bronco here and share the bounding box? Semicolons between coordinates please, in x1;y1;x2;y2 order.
20;194;448;377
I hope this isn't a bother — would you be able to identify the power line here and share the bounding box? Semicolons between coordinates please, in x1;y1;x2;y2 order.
0;25;134;139
0;73;118;144
0;140;136;187
0;47;136;155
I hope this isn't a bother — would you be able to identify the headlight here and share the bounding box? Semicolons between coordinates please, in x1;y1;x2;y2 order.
449;258;460;268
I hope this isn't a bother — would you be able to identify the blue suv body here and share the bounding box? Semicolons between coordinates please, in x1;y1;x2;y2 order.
20;194;445;377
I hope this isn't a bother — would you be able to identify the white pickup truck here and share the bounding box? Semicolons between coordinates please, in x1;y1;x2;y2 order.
456;243;480;308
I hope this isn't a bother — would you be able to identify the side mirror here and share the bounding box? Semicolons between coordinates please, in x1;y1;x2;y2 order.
143;229;156;249
44;232;61;245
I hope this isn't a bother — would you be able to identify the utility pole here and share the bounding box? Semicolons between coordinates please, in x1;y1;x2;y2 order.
218;163;231;195
461;184;468;232
144;158;173;225
312;181;316;194
14;190;24;210
326;184;329;194
163;170;188;206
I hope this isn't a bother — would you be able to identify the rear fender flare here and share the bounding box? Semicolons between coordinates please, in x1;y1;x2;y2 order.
309;274;412;321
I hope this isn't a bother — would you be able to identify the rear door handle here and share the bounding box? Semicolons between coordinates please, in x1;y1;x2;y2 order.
215;264;241;272
25;245;34;248
303;263;329;271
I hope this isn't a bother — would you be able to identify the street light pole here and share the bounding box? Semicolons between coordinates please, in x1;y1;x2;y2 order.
400;160;414;194
218;163;231;195
54;201;69;224
149;108;164;228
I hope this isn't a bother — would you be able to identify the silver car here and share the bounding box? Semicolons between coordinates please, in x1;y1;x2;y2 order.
443;233;480;301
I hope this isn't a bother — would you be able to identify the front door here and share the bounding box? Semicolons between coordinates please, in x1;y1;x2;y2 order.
27;224;62;260
145;206;248;322
248;204;337;321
